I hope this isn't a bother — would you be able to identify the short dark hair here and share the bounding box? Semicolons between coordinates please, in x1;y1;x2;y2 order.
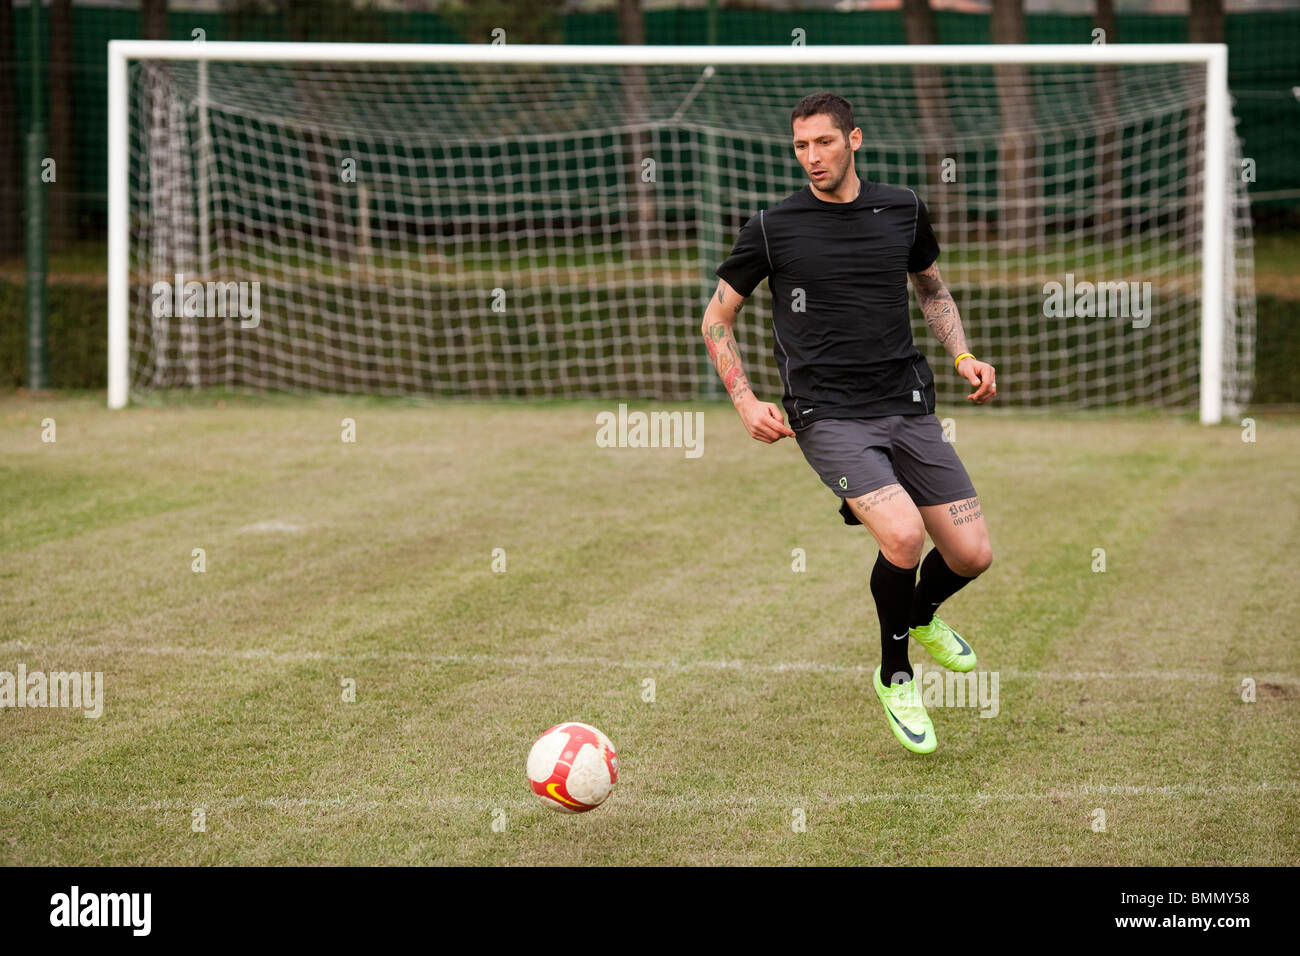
790;92;855;141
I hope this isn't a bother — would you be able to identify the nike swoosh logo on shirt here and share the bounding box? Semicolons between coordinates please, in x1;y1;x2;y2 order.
873;206;887;213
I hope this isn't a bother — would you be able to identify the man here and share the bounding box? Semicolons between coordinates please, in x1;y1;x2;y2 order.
700;91;996;755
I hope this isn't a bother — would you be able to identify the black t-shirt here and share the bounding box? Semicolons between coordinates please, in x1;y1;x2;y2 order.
715;180;941;428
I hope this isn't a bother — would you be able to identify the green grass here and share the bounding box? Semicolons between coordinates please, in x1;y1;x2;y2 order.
1;393;1297;865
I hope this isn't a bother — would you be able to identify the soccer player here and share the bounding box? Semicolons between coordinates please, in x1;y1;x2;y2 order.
701;92;996;755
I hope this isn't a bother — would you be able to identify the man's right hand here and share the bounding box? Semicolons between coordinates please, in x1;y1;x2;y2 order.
736;396;796;443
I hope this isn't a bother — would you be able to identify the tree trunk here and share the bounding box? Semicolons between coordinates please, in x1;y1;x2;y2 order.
901;0;963;244
619;0;655;256
1188;0;1225;43
142;0;169;40
49;0;76;248
991;0;1036;252
1094;0;1120;233
0;0;20;259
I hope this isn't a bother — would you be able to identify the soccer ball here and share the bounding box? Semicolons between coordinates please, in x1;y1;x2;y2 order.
526;722;619;813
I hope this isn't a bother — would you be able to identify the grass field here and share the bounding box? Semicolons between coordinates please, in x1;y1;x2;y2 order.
1;392;1297;865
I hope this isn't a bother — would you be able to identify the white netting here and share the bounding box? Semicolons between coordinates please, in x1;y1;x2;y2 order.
125;56;1254;412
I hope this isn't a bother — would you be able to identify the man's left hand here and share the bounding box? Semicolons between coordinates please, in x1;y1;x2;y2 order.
958;357;997;404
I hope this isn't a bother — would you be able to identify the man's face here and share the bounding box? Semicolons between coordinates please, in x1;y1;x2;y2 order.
791;113;861;195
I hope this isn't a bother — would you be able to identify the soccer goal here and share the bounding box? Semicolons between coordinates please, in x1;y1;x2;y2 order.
107;42;1253;423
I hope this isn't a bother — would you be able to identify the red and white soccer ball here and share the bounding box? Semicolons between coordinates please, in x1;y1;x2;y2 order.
526;722;619;813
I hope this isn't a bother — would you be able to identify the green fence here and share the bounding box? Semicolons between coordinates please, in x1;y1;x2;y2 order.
3;4;1298;242
1;4;1295;403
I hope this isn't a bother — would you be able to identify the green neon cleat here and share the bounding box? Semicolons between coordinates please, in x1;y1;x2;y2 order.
910;615;976;672
873;666;937;755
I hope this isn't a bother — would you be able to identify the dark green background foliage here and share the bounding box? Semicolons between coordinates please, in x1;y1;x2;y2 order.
5;4;1298;234
2;4;1295;403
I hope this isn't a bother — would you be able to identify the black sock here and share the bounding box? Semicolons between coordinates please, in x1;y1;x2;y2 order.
871;551;917;685
909;546;975;628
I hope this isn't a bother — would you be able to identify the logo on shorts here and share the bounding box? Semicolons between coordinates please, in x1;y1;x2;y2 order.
838;476;848;489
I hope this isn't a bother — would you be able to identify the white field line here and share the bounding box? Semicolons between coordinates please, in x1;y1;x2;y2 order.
0;641;1294;684
1;782;1298;814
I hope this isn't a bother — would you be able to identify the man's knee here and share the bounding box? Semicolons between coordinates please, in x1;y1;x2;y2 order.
879;524;925;568
952;543;993;577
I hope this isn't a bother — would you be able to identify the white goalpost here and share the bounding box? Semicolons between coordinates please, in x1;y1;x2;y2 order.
107;41;1253;423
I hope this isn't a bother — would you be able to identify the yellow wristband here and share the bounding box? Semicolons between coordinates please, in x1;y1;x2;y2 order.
954;352;975;370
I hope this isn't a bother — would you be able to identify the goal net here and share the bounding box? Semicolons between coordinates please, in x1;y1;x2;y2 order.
110;43;1255;422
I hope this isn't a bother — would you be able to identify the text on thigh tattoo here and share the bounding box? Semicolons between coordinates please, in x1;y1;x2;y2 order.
947;496;982;526
852;484;908;516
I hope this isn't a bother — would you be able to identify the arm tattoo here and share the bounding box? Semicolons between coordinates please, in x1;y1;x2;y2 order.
716;284;743;316
910;263;969;360
703;281;752;405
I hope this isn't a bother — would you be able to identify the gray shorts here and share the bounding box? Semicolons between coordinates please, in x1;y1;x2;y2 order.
794;414;977;524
